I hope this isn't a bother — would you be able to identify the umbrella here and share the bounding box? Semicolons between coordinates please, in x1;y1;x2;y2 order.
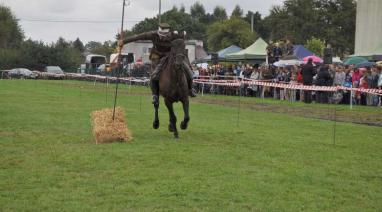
355;61;375;68
280;55;299;60
343;56;368;65
332;57;343;64
303;55;323;63
273;59;302;67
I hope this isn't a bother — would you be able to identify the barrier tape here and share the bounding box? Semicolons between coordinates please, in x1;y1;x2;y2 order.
193;78;382;96
46;73;382;96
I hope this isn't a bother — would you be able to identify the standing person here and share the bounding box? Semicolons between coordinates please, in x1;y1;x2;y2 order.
342;66;353;104
377;66;382;106
249;66;260;96
301;58;316;103
285;39;294;56
316;65;332;103
359;70;369;105
333;66;346;86
352;68;362;105
118;23;196;106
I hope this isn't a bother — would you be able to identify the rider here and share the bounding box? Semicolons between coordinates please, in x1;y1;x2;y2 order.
118;23;196;106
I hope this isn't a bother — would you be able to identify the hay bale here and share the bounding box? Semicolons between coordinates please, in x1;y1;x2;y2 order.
91;107;132;144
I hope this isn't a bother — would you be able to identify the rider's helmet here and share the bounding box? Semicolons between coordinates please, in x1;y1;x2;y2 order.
158;23;171;36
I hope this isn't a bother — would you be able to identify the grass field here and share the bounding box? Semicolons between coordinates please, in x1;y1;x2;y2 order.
0;80;381;211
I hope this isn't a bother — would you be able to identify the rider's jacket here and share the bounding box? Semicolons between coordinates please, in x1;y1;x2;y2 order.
123;31;186;60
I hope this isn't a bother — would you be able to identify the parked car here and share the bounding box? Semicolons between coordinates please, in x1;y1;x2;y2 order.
45;66;64;74
1;70;11;79
9;68;37;79
42;66;65;79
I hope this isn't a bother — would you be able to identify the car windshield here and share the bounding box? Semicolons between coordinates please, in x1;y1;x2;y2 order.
46;66;63;74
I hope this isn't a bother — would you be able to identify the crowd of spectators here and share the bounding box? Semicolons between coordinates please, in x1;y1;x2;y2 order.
192;61;382;107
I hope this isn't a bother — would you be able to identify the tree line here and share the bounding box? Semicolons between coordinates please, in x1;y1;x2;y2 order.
0;5;116;71
0;0;356;71
119;0;355;56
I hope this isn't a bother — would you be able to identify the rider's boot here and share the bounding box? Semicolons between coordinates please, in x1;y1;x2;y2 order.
184;62;197;97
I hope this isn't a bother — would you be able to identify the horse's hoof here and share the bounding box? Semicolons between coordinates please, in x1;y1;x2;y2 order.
180;121;188;130
168;124;174;132
153;121;159;129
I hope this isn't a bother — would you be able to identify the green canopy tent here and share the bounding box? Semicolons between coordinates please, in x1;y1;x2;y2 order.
225;38;268;61
343;56;368;65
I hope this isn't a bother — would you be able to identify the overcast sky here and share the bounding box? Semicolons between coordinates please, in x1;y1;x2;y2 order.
0;0;284;44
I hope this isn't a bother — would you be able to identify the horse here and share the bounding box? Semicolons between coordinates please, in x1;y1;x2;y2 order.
152;38;190;139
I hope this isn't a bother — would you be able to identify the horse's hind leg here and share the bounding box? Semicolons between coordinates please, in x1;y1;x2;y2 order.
164;98;178;138
180;98;190;130
153;100;159;129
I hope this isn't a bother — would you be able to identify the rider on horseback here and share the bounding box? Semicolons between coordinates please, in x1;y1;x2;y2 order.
118;23;196;106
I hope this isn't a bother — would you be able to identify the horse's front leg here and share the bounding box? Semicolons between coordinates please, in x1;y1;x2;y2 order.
180;98;190;130
153;99;159;129
164;98;178;139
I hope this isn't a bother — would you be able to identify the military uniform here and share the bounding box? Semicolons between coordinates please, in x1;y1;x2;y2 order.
121;23;195;105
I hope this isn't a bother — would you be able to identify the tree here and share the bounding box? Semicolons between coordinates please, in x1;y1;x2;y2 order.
179;4;185;13
305;37;325;56
231;5;243;18
244;11;269;40
0;4;24;49
85;41;115;59
72;38;85;53
85;41;103;53
213;6;228;21
190;2;205;22
207;18;257;51
315;0;356;55
263;0;356;56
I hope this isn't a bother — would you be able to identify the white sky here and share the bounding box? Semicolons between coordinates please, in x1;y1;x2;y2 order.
0;0;284;44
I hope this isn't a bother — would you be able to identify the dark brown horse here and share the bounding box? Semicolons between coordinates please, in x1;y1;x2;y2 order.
152;38;190;138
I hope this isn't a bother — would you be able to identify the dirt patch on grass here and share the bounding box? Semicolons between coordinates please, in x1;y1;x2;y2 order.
194;98;382;127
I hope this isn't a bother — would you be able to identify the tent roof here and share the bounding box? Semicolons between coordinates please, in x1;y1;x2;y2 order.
293;45;315;60
202;45;242;61
226;38;268;60
218;45;242;58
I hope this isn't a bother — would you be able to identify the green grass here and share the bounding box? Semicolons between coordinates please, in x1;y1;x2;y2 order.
0;80;381;211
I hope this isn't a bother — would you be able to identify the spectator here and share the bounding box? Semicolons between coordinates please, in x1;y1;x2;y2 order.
333;65;345;86
352;67;361;88
249;67;260;96
377;66;382;106
193;66;199;78
301;58;316;103
359;70;369;105
316;65;332;103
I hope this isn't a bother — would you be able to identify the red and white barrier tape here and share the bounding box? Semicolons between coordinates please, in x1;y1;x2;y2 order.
194;79;382;96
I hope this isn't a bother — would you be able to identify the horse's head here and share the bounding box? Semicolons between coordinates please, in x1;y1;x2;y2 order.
171;39;186;69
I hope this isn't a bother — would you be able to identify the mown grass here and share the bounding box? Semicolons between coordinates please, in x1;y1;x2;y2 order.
0;80;381;211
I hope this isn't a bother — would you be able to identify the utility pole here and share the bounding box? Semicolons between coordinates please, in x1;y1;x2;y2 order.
251;13;254;33
158;0;162;25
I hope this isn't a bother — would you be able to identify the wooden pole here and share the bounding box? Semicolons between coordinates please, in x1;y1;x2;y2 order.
112;0;126;121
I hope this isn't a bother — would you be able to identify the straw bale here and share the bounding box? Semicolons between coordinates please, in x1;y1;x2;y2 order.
91;107;132;144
